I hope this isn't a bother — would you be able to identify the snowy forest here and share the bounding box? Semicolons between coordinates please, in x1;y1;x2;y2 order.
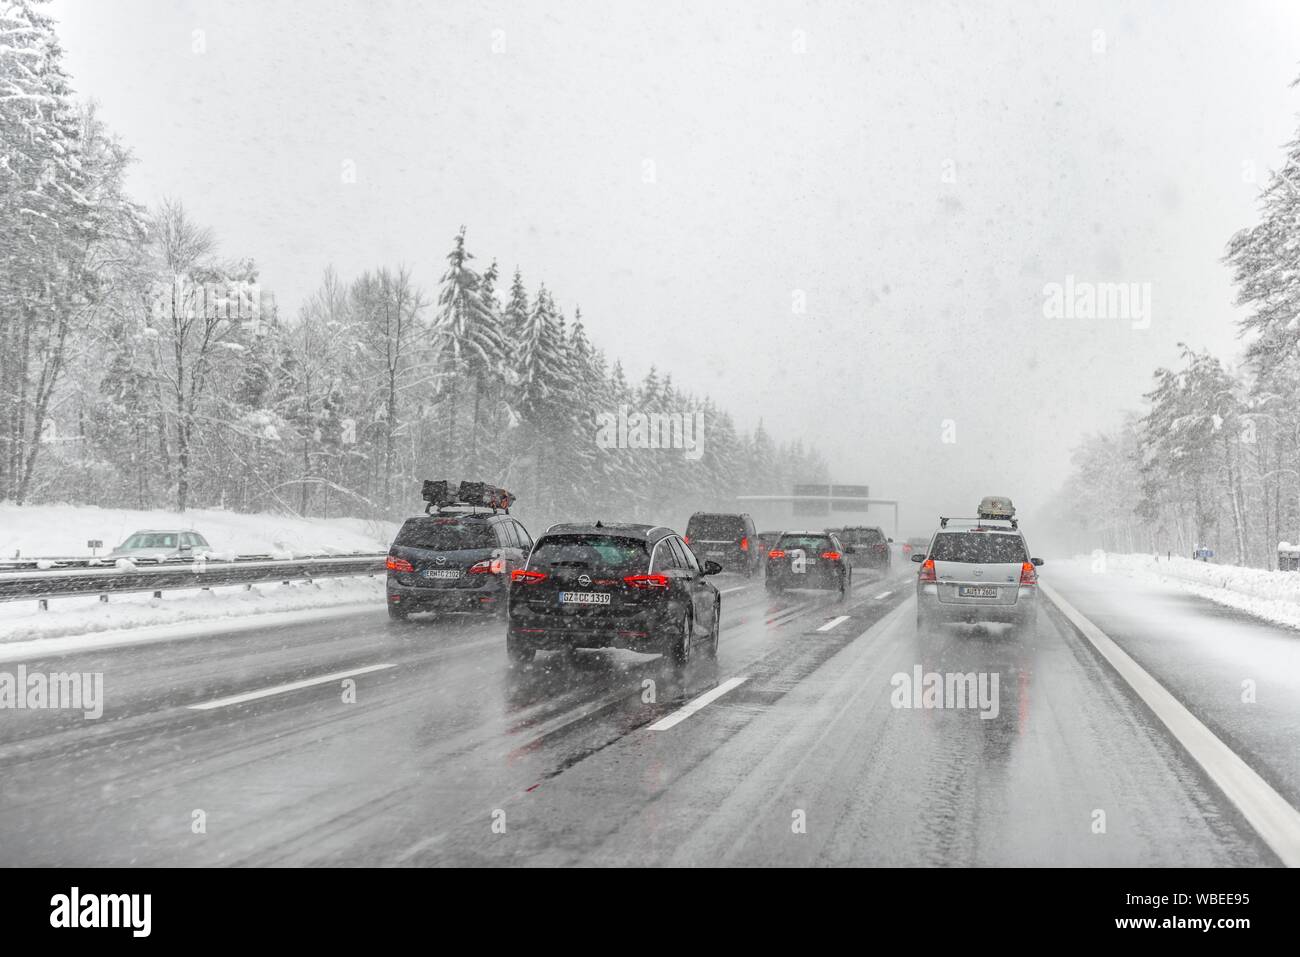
1052;80;1300;567
0;1;827;526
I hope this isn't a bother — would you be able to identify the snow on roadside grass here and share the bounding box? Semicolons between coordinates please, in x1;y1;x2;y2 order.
0;503;397;560
1099;553;1300;631
0;575;385;644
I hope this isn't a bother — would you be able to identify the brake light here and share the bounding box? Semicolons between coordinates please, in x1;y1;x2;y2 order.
624;574;670;590
1019;562;1037;586
821;551;841;561
768;549;787;559
469;557;505;575
874;543;887;552
740;537;749;551
386;556;414;573
510;568;546;584
918;558;937;583
683;535;690;545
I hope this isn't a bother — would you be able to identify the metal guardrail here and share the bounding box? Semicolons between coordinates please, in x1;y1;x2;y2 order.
0;554;386;605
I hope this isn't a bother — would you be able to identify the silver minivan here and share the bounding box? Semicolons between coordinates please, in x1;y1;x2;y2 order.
913;523;1043;633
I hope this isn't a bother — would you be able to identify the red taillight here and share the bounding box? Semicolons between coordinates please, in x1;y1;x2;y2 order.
740;537;749;551
469;557;505;575
624;574;670;590
683;535;690;545
918;558;937;583
768;549;787;559
820;551;841;561
1019;562;1038;586
386;556;414;573
510;568;546;584
874;543;887;553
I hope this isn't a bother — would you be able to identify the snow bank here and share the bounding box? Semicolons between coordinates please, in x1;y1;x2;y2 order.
0;576;385;645
0;503;398;559
1097;552;1300;630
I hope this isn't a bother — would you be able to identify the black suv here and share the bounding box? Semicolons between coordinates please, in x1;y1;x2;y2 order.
386;510;533;620
507;523;722;665
684;512;761;576
765;530;853;599
834;526;891;571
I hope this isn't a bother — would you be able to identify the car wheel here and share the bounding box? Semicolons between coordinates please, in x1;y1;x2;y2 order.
506;632;535;665
669;611;692;665
706;598;721;658
387;602;409;622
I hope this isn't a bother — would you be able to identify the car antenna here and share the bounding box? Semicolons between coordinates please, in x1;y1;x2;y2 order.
595;520;603;528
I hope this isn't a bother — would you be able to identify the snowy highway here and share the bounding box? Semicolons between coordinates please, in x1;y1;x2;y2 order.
0;562;1290;867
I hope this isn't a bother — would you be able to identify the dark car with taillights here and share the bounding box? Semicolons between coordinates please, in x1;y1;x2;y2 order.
765;530;853;599
684;511;761;576
833;525;891;571
506;523;722;665
385;480;531;621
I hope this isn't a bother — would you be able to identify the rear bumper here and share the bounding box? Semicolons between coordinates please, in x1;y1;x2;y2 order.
507;606;674;652
916;583;1038;624
692;546;754;570
387;575;507;611
766;565;842;589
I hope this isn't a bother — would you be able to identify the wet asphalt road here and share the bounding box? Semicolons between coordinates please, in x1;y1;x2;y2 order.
0;565;1282;866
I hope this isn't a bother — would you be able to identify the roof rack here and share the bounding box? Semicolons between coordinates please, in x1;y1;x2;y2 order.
939;516;1018;530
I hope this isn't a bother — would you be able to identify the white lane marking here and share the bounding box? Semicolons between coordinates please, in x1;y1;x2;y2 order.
817;615;850;632
1041;581;1300;867
188;663;396;711
873;590;892;599
720;585;749;595
648;675;749;731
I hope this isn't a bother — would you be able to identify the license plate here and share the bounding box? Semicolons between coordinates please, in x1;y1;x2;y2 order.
422;568;461;580
959;586;997;598
559;591;610;605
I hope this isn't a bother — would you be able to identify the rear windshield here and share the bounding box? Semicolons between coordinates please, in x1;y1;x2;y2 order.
837;528;884;545
929;532;1027;564
529;534;649;572
394;518;494;551
777;534;832;552
687;514;745;540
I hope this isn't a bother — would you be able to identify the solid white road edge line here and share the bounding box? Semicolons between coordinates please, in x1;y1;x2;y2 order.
188;663;396;711
648;675;750;731
873;590;892;599
1040;580;1300;867
817;615;850;632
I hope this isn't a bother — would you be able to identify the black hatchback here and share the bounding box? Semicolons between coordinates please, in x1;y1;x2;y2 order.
385;510;533;620
765;530;853;599
507;523;722;665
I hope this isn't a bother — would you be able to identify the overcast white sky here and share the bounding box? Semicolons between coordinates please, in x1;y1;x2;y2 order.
46;0;1300;534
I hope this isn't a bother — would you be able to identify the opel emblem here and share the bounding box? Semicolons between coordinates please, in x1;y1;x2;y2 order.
578;574;592;586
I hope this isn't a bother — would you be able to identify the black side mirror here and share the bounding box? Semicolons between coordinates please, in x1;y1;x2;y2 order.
911;553;926;563
887;538;894;543
844;545;856;554
1031;557;1044;567
703;560;723;575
